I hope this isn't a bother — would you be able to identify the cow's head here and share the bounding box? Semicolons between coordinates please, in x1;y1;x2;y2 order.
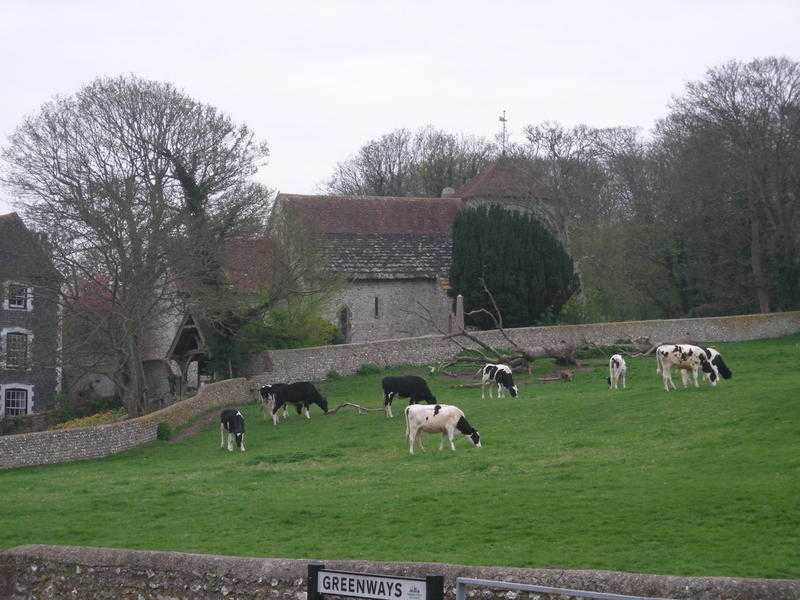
606;376;612;388
467;430;482;448
699;355;718;385
317;396;329;413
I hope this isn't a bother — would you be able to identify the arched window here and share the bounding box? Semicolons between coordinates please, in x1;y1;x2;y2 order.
338;305;351;342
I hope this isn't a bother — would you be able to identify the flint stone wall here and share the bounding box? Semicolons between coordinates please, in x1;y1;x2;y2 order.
249;311;800;385
0;378;251;470
1;545;798;600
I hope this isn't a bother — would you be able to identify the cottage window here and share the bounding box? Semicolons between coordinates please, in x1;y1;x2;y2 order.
3;282;32;311
374;296;380;319
4;388;29;416
6;333;29;368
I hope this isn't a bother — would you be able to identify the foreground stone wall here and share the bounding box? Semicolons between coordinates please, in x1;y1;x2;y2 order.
1;545;797;600
0;378;251;470
249;311;800;385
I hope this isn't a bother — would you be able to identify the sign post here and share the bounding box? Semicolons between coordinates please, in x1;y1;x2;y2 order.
308;563;443;600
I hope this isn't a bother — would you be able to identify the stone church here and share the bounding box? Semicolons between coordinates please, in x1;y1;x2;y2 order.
272;158;536;343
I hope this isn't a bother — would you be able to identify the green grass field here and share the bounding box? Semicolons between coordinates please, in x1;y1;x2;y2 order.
1;335;799;579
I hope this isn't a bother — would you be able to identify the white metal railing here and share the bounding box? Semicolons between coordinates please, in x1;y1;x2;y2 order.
455;577;676;600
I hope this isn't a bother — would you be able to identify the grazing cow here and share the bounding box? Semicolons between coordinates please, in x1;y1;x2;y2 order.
656;344;717;391
381;375;436;418
404;404;481;454
607;354;627;390
220;409;246;452
259;383;288;420
703;347;733;382
268;382;328;426
478;363;518;399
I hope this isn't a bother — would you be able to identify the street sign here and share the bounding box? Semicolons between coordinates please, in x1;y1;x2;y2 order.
308;564;443;600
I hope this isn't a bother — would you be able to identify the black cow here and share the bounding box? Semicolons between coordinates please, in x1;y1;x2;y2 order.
269;382;328;426
381;375;436;418
220;408;246;452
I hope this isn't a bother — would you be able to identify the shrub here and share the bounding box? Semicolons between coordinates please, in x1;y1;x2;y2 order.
325;369;342;380
357;362;381;376
156;422;173;441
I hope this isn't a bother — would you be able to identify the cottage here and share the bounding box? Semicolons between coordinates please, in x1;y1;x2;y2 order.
0;212;61;418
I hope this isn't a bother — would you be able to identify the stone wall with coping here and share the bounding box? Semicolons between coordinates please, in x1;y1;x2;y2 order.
0;378;252;470
249;311;800;385
1;545;797;600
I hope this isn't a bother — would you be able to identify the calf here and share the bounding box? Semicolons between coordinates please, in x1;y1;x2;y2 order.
381;375;436;418
269;382;328;426
607;354;627;390
404;404;481;454
220;409;246;452
478;363;518;399
656;344;717;391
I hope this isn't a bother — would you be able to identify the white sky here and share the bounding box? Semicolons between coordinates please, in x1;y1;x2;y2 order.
1;0;799;215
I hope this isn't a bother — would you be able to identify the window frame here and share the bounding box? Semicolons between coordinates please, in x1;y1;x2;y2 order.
1;327;34;371
0;383;34;418
3;281;33;312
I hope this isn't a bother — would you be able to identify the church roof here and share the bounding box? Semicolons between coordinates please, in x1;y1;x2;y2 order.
457;157;545;200
273;194;463;280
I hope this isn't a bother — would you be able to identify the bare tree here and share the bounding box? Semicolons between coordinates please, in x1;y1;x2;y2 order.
1;75;270;416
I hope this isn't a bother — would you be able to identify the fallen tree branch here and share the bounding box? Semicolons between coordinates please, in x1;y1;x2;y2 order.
326;402;384;415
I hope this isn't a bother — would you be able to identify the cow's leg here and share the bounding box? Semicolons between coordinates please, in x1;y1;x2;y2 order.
220;423;225;448
663;369;674;391
448;427;456;451
622;372;626;389
692;367;700;388
408;427;416;454
272;400;282;426
240;433;246;452
680;369;690;388
439;432;446;451
227;433;233;452
303;404;311;419
416;431;425;451
497;383;503;398
283;405;288;420
481;380;485;400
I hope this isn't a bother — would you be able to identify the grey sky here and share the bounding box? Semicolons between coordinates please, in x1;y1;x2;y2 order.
2;0;799;215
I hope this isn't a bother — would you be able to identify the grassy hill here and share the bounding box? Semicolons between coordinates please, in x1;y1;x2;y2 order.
1;335;798;579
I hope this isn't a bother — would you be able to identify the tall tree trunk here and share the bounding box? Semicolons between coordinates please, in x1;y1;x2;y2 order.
748;197;772;313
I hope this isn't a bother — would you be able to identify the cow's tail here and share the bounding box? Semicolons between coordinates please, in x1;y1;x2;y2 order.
404;405;412;442
655;351;662;374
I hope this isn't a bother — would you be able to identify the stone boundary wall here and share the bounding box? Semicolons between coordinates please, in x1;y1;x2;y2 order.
249;311;800;385
1;545;798;600
0;378;252;470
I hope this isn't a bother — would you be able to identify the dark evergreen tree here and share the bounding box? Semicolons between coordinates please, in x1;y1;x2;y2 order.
449;205;579;328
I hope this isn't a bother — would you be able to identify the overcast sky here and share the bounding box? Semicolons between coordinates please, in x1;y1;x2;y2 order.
2;0;799;215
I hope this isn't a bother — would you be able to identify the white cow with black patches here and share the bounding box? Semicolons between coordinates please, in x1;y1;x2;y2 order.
478;363;518;399
655;344;717;391
607;354;627;389
404;404;481;454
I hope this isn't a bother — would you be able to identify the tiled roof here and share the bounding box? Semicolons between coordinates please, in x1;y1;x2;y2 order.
457;158;545;200
322;234;452;280
275;194;462;235
275;194;461;280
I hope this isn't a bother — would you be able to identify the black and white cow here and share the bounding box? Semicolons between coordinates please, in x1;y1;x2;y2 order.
404;403;481;454
259;383;288;420
381;375;436;418
607;354;627;390
220;408;246;452
656;344;717;391
268;382;329;426
478;363;518;399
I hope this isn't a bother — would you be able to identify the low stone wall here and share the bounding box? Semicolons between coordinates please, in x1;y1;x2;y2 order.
249;311;800;385
1;545;797;600
0;378;251;470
